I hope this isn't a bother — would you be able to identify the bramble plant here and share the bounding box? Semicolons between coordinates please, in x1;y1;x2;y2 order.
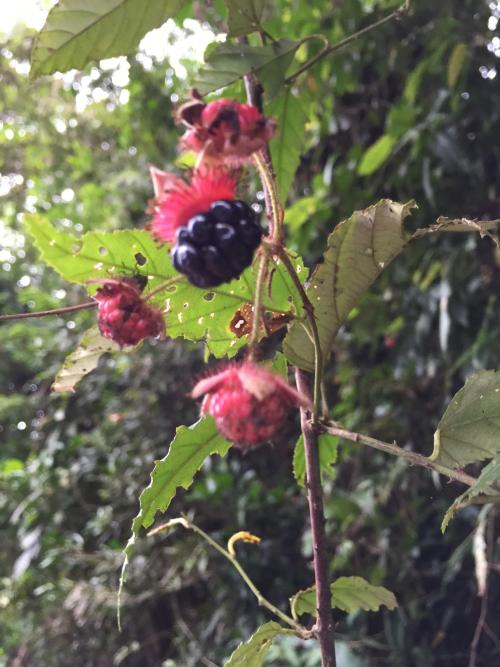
3;1;500;665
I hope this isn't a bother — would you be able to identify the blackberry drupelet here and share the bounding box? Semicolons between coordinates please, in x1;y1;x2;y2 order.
171;199;262;288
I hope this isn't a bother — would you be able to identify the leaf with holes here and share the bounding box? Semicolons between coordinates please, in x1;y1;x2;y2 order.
165;252;306;358
268;88;308;200
290;576;398;618
225;0;265;36
131;416;231;537
52;326;120;393
193;40;299;96
24;214;175;294
224;622;296;667
441;454;500;532
431;370;500;469
30;0;184;79
293;434;339;487
284;200;416;371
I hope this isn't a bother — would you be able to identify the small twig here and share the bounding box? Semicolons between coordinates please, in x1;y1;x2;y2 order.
321;422;498;494
285;0;410;85
296;370;336;667
148;517;309;636
0;301;97;322
253;150;283;242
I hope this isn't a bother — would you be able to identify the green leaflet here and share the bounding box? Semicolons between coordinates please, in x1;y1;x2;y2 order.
25;215;305;359
193;40;299;96
292;434;339;487
31;0;184;78
131;416;231;536
268;88;308;201
225;0;266;37
431;370;500;469
284;200;416;371
52;326;121;393
358;135;396;176
224;622;295;667
441;454;500;532
290;576;398;618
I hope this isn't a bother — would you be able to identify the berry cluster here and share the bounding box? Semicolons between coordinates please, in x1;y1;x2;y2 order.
95;279;164;347
192;362;311;448
171;199;262;288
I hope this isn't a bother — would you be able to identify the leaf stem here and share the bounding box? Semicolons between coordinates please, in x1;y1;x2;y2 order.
295;370;336;667
249;251;269;357
0;301;97;322
148;517;309;636
321;421;499;494
284;0;410;85
276;248;323;418
253;150;284;243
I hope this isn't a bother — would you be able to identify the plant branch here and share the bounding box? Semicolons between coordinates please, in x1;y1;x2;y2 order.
276;248;323;418
253;150;284;242
249;251;269;357
0;301;97;322
295;370;336;667
321;422;498;494
148;517;309;636
285;0;410;85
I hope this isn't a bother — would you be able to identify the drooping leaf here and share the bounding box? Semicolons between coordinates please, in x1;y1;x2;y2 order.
292;434;339;487
131;417;231;536
31;0;184;79
441;454;500;532
412;216;500;245
290;576;398;618
431;370;500;469
225;0;265;37
52;326;120;393
193;40;299;96
358;135;396;176
224;622;295;667
268;88;308;201
284;200;416;371
447;43;468;88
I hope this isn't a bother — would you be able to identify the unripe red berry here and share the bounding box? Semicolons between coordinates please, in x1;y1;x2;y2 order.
94;279;164;347
177;97;276;164
192;362;311;448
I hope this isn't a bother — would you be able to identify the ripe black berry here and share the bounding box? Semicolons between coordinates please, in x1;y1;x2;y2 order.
170;199;262;288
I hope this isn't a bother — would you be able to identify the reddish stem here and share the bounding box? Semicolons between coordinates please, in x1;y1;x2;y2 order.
295;369;336;667
0;301;97;322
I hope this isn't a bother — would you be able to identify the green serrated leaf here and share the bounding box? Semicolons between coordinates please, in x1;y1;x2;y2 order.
431;370;500;469
224;622;293;667
447;43;468;89
24;214;175;290
225;0;265;37
52;326;120;393
284;200;416;371
193;40;299;96
268;89;308;202
358;135;396;176
30;0;183;79
132;416;231;535
290;576;398;618
412;216;500;246
165;252;305;358
441;454;500;532
292;434;339;487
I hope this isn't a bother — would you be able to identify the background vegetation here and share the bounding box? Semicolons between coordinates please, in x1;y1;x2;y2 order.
1;0;500;665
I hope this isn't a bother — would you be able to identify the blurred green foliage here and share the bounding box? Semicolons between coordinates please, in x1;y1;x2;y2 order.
1;0;500;665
